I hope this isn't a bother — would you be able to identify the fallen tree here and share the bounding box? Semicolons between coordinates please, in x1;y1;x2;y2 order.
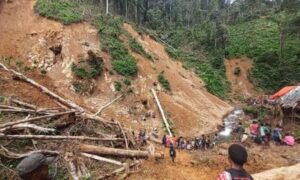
0;146;59;159
0;62;84;112
81;153;123;166
79;144;164;159
0;134;123;141
98;160;141;180
0;123;56;133
0;110;75;128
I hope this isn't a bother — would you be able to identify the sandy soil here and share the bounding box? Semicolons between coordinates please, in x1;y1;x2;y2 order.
224;58;258;98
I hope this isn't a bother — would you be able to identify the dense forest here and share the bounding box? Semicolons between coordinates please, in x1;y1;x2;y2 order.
36;0;300;96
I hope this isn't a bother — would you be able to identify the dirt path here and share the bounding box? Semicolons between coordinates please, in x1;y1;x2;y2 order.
225;58;258;98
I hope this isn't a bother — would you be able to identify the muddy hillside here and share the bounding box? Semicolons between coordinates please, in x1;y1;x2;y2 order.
0;0;232;137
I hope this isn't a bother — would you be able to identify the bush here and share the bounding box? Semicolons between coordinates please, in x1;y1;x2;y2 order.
96;16;138;77
158;73;171;91
129;37;152;59
112;59;137;76
196;64;229;99
35;0;83;25
71;51;103;79
114;81;122;91
124;79;131;86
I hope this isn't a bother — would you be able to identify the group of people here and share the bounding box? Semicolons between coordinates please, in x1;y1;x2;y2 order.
162;134;218;151
234;121;296;146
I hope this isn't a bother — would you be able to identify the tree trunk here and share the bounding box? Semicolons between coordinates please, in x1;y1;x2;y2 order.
0;63;84;112
106;0;109;15
151;89;172;137
79;144;164;159
0;110;75;128
0;135;123;141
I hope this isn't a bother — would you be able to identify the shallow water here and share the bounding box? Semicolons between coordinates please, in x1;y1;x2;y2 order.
218;109;244;137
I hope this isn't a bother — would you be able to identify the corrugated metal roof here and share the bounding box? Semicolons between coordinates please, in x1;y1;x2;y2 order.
279;86;300;108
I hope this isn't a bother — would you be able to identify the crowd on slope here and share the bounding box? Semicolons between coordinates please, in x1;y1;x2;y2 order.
161;134;218;150
236;120;296;146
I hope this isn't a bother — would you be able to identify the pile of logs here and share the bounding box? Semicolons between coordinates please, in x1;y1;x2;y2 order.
0;63;163;179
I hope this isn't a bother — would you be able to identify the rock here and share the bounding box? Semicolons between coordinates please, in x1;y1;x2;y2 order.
218;149;228;156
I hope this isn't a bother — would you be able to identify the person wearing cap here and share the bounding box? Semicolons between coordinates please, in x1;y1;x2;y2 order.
16;153;57;180
217;144;253;180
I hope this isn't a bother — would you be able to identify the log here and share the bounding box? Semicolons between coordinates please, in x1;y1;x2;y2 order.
0;123;56;133
0;146;59;159
11;99;37;110
151;88;173;137
0;110;75;128
0;63;84;112
79;144;163;159
0;134;123;141
98;160;140;180
116;120;129;149
81;153;123;166
93;95;123;116
85;114;118;125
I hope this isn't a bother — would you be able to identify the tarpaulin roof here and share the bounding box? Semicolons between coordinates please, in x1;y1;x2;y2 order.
270;86;297;100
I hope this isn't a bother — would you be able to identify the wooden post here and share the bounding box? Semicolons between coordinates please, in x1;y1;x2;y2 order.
151;88;172;137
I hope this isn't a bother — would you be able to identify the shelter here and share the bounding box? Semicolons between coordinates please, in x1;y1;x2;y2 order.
269;85;300;124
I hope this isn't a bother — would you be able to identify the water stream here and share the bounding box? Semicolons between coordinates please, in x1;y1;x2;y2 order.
218;108;244;138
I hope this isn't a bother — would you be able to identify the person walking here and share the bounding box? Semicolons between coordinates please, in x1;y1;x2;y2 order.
169;144;177;163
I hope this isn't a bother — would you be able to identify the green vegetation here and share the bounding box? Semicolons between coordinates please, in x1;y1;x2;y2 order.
295;129;300;139
35;0;82;25
165;47;229;98
114;81;122;91
227;18;300;92
95;16;138;76
71;51;103;79
158;73;171;91
123;79;131;86
128;37;152;59
227;19;280;58
251;51;300;92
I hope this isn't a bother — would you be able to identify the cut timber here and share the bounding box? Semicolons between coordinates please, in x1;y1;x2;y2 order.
0;146;59;159
151;88;173;137
0;134;123;141
0;123;56;133
79;144;164;159
93;95;123;116
0;63;84;112
0;110;75;128
81;153;123;166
